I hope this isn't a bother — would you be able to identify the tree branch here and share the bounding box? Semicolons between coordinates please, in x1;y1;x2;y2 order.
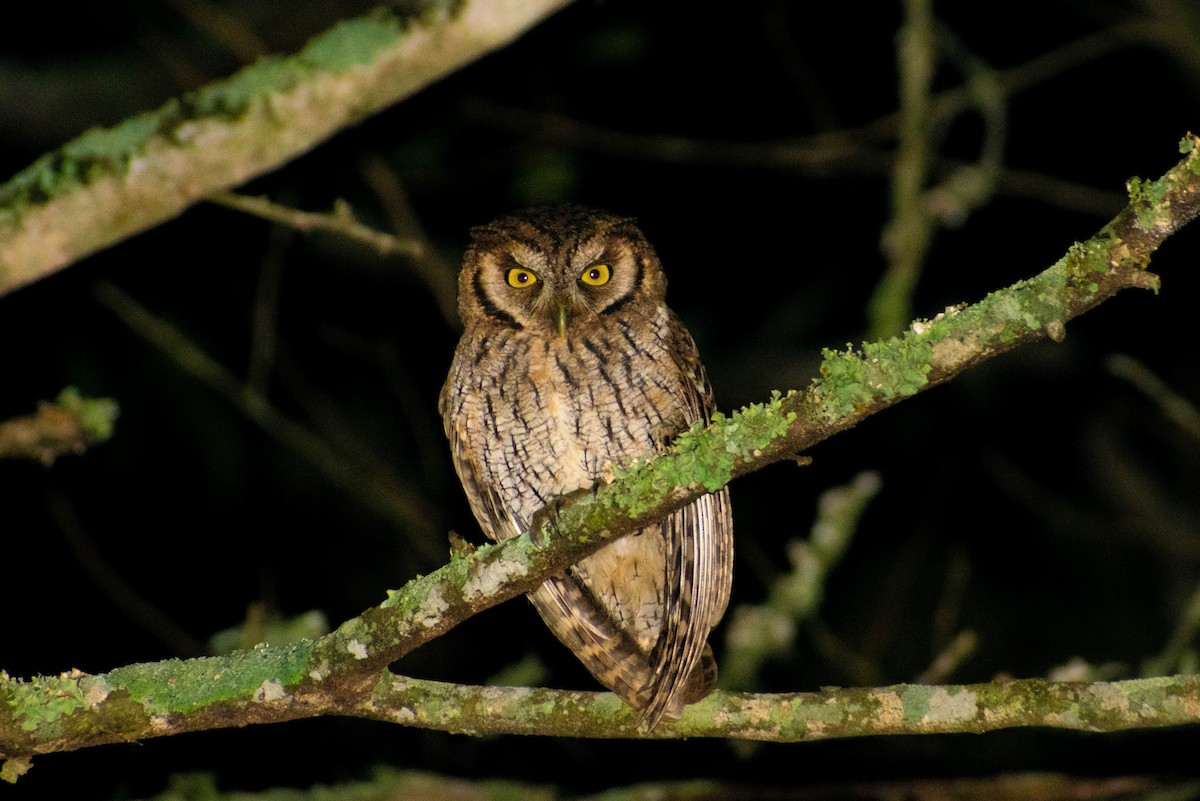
0;389;118;465
3;136;1198;775
0;0;574;297
360;673;1200;741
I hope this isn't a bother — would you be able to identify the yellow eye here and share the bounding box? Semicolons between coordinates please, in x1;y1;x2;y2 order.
506;268;538;288
580;263;611;286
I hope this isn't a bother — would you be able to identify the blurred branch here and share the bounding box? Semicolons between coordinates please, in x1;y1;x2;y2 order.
871;15;1009;339
917;629;978;685
3;137;1198;772
722;471;880;690
0;388;118;465
0;0;574;297
139;767;1189;801
92;281;444;559
461;22;1139;220
1142;579;1200;678
358;152;460;327
209;191;426;259
870;0;937;339
45;488;208;658
1107;353;1200;442
162;0;270;64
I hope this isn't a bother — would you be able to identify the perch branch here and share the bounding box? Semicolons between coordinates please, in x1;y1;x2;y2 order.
2;136;1199;773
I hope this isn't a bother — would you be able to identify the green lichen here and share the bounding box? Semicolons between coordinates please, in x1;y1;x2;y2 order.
0;5;442;223
107;642;313;716
6;674;87;732
0;111;163;214
299;10;405;71
606;393;795;517
55;387;119;444
983;273;1069;343
1127;174;1173;232
815;334;933;419
1063;238;1112;279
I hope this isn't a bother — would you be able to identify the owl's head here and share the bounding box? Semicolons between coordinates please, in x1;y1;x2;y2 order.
457;204;667;336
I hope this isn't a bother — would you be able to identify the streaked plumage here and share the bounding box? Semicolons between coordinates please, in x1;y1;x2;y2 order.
439;204;732;728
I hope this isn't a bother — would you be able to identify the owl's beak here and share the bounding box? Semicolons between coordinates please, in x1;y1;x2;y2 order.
556;305;569;339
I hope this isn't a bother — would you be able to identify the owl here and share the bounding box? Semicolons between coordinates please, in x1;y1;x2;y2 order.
439;204;733;729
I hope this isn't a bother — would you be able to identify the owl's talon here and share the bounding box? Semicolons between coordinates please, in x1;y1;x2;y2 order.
447;530;478;558
528;499;563;548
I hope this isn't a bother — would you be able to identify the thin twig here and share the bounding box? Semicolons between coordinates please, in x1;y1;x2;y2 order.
357;153;460;327
869;0;937;339
209;190;425;259
45;488;207;658
1107;353;1200;441
92;281;444;560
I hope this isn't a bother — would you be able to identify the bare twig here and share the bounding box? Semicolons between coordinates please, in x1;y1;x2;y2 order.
209;190;425;259
1107;353;1200;442
92;281;444;560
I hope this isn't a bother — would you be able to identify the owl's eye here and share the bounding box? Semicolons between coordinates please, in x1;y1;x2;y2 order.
580;263;611;286
506;268;539;288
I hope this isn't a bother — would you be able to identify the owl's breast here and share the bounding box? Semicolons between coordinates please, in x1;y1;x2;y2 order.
452;311;693;530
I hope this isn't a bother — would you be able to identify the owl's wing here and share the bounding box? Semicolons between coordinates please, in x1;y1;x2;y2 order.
440;381;522;544
637;486;733;728
527;577;661;710
632;313;735;728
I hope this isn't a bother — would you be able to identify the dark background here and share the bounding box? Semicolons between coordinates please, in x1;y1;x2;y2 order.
3;1;1200;798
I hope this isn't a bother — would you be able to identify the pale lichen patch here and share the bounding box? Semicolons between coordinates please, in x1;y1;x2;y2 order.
415;584;450;626
740;694;775;727
462;557;529;602
347;640;369;660
254;679;286;702
923;686;978;723
874;690;905;728
84;677;110;707
1093;681;1130;713
1043;707;1083;728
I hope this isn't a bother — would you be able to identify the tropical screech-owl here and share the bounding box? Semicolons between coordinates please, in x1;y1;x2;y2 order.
439;204;733;728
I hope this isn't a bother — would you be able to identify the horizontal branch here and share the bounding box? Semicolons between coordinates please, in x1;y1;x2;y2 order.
0;0;573;297
3;136;1199;772
363;673;1200;741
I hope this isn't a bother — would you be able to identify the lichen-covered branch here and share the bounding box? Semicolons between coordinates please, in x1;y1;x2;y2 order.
0;0;573;297
2;137;1199;776
362;673;1200;741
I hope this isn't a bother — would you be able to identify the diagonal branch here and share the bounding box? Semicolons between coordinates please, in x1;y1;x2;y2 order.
2;136;1198;774
0;0;574;297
